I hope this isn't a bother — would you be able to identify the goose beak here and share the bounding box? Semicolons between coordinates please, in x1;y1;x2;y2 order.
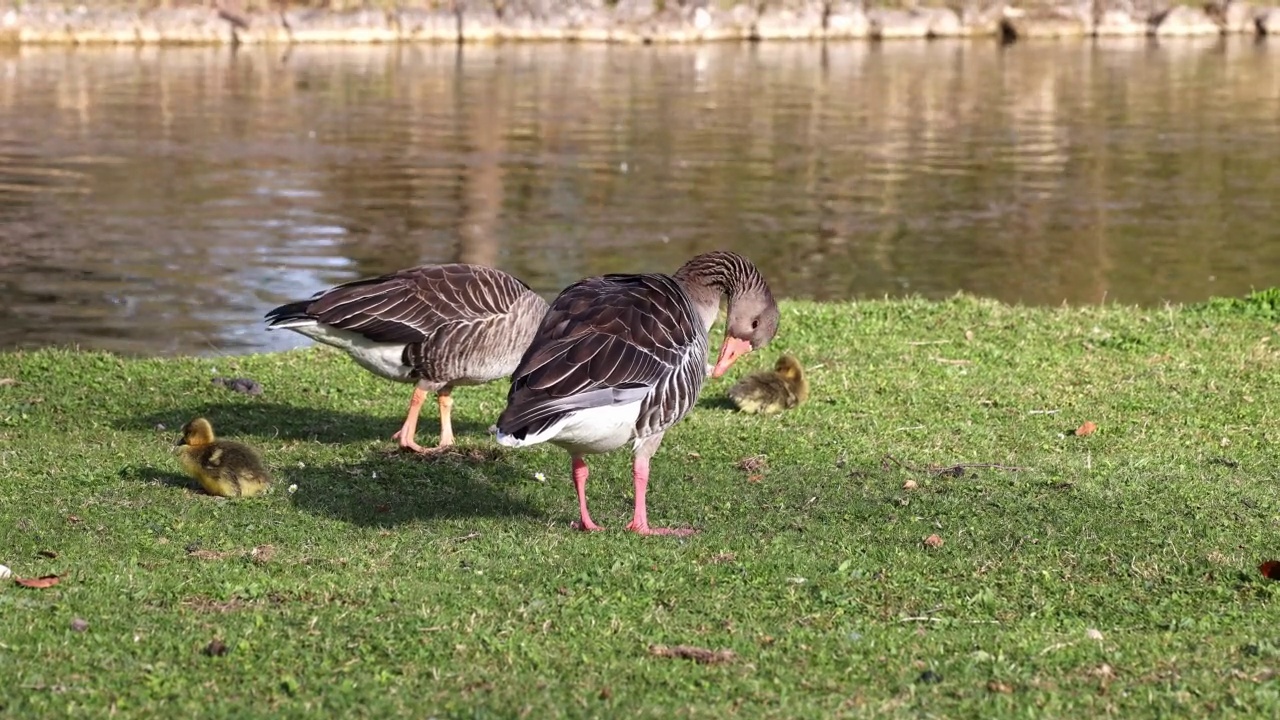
711;337;753;378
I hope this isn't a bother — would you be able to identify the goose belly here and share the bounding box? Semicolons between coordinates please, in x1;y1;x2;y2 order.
290;324;414;383
548;402;643;456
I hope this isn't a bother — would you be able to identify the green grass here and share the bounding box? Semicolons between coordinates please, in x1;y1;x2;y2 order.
3;295;1280;718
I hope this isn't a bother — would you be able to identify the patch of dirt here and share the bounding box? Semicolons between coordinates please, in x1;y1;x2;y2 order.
648;644;737;664
183;596;249;613
187;549;237;561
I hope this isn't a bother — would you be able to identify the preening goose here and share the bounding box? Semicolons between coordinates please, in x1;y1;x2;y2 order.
494;251;779;535
265;264;549;453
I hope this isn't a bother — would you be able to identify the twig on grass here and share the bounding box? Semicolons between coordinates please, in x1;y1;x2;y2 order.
881;454;1031;476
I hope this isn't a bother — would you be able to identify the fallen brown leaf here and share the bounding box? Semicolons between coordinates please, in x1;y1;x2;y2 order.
903;479;919;490
736;455;768;473
37;550;58;559
746;473;763;483
249;545;275;564
66;515;81;525
1073;421;1097;437
0;378;16;387
375;504;392;513
15;574;61;589
708;552;737;565
923;534;944;549
203;638;228;657
648;644;736;665
987;680;1013;694
598;686;612;700
1259;560;1280;580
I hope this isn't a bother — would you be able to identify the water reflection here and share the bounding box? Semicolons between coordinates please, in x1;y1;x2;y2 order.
0;39;1278;356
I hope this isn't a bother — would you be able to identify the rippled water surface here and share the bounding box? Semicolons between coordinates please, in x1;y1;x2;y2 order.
1;39;1278;355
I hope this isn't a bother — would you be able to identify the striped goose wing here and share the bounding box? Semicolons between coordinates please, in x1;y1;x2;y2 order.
498;273;700;436
303;264;531;344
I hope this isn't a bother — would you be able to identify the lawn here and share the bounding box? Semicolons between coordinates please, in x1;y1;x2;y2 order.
2;295;1279;718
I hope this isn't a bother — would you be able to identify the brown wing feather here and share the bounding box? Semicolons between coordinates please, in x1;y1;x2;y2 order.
496;273;701;437
294;264;532;345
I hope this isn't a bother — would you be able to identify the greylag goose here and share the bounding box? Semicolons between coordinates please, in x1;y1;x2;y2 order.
264;264;549;453
494;251;779;535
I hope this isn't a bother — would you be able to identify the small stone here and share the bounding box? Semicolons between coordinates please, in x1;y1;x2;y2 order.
1086;628;1104;641
918;670;943;684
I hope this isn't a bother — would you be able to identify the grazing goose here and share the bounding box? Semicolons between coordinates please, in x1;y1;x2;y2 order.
494;251;779;535
264;264;549;454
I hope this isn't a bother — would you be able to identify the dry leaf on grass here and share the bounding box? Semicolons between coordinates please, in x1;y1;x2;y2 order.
923;534;944;549
1073;421;1098;437
249;545;275;564
0;378;16;387
66;515;81;525
203;639;228;657
37;550;58;559
15;574;61;589
649;644;736;664
903;479;919;490
736;455;768;473
746;474;763;483
987;680;1013;694
1259;560;1280;580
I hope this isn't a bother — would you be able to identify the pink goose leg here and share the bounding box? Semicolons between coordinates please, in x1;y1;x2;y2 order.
571;456;604;532
626;439;697;536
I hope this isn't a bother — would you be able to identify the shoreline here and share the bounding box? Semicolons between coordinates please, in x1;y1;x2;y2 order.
1;4;1276;46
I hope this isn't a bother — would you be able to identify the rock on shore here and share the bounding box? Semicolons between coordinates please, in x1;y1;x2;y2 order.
0;2;1272;45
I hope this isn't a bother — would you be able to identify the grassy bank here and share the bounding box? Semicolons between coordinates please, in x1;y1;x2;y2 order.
2;296;1279;717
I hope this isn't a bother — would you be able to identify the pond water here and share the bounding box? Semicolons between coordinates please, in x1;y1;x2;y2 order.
1;38;1278;356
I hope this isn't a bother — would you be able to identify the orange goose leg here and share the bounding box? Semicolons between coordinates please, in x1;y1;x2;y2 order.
391;386;429;453
436;390;455;448
392;387;455;454
571;456;604;532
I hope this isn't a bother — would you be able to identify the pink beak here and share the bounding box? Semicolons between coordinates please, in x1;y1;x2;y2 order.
711;336;753;378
